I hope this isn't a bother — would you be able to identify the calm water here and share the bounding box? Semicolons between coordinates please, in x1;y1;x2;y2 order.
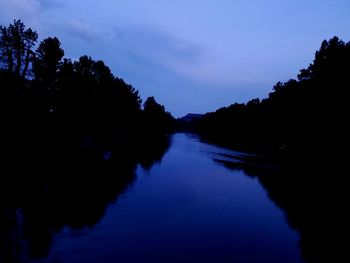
35;133;302;263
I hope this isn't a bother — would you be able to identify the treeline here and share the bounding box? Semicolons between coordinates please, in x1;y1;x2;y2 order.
0;20;174;159
196;36;350;263
0;20;175;262
194;36;349;158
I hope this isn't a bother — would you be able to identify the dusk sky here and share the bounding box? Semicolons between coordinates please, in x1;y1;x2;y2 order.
1;0;350;116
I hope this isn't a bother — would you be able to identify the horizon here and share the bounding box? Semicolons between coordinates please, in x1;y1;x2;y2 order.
1;0;350;117
1;2;348;263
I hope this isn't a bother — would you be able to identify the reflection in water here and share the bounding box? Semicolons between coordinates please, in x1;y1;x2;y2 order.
3;133;340;263
211;143;346;263
0;135;172;263
35;133;301;263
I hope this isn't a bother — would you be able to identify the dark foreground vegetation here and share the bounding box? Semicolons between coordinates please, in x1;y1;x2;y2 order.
0;19;175;162
185;37;349;263
0;20;174;262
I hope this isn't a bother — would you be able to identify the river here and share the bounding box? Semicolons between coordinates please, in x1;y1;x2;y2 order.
27;133;303;263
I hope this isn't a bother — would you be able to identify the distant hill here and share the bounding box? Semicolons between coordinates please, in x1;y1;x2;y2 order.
178;113;203;122
176;114;203;131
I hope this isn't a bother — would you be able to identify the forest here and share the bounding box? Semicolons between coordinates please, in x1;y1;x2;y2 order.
180;36;349;263
1;19;349;263
0;20;175;262
184;36;349;162
0;19;175;163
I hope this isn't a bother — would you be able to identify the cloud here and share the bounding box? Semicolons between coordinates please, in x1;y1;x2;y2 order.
0;0;41;25
40;0;66;10
115;25;202;63
66;19;98;42
110;24;268;88
110;24;205;86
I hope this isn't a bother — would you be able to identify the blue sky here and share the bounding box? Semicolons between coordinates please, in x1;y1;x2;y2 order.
1;0;350;116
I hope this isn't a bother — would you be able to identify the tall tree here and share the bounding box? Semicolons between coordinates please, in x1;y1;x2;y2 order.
0;19;38;77
34;37;64;84
143;97;174;134
32;37;65;113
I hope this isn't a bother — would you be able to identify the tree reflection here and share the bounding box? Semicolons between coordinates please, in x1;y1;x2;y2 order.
213;152;346;263
0;136;171;263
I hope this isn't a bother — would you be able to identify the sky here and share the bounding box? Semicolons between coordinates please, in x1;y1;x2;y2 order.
1;0;350;117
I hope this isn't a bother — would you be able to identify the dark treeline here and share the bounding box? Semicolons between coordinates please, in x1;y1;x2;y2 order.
192;36;349;158
0;19;174;161
0;19;174;263
193;37;350;263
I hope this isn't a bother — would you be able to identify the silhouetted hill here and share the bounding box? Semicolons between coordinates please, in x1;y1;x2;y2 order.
178;113;203;122
176;113;203;131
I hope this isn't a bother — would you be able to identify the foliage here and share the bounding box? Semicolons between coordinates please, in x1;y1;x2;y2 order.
0;19;38;78
0;20;174;155
196;36;350;155
143;96;175;135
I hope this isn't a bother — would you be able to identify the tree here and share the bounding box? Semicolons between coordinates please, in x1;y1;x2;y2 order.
144;96;164;114
31;37;65;114
195;36;350;153
143;97;174;134
0;19;38;77
34;37;64;84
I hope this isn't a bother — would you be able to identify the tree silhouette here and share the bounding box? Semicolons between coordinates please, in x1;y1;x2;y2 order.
194;36;350;155
34;37;64;84
30;37;65;117
191;36;350;263
0;19;175;263
0;20;173;158
0;19;38;77
143;96;175;135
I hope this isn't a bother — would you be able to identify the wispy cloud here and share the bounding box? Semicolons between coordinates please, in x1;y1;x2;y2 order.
111;24;265;88
0;0;41;25
66;19;98;42
40;0;66;10
114;25;201;59
112;24;204;81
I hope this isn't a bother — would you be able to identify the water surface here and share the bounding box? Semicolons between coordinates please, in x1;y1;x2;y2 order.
36;133;302;263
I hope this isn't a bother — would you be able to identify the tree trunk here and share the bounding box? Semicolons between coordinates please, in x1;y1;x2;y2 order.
22;49;31;78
